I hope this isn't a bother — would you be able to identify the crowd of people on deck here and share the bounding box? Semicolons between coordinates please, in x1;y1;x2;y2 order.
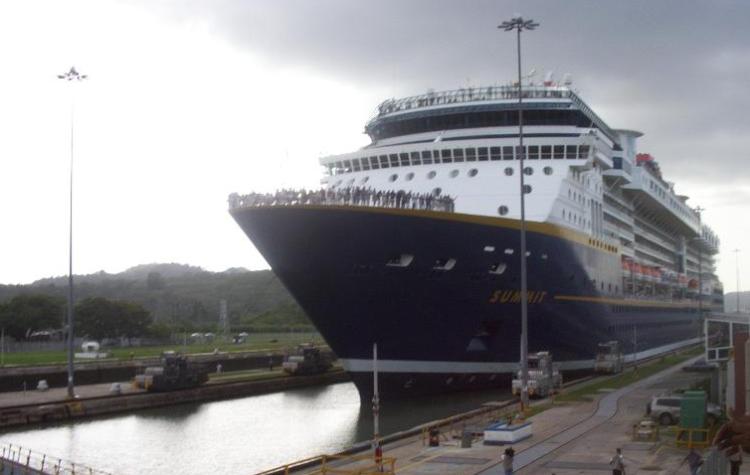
228;186;455;212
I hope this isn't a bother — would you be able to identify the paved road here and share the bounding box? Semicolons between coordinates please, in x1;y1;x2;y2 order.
479;358;701;474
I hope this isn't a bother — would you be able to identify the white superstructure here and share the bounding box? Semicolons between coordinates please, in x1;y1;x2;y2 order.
318;82;721;302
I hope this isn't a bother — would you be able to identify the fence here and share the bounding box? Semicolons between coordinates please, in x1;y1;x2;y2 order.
0;443;112;475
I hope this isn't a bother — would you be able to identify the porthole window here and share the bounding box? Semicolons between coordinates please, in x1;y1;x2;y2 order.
498;205;509;216
449;169;459;178
489;263;507;275
432;187;442;196
504;167;514;176
543;166;553;175
468;168;478;177
427;170;437;179
405;172;414;181
360;176;369;184
523;166;533;175
389;174;398;182
523;184;532;194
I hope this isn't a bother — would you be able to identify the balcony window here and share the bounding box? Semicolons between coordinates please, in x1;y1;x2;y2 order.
490;147;502;161
541;145;552;159
478;147;489;161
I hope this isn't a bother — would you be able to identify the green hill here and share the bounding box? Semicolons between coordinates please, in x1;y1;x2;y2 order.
0;264;311;332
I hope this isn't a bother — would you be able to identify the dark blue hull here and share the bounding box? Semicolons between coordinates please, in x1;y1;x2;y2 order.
231;205;703;398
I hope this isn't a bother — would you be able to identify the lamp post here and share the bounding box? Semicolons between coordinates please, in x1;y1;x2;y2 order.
499;15;538;411
57;66;87;399
735;249;741;313
694;206;704;318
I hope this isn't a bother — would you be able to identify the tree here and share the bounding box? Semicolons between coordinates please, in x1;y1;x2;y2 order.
118;302;152;344
0;294;64;340
146;271;166;291
76;297;153;343
76;297;118;341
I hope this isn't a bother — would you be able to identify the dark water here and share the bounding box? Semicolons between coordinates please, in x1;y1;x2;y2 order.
0;383;509;474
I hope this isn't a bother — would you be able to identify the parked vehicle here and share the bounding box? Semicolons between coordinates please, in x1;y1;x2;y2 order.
282;345;332;375
134;352;209;391
594;341;623;374
511;351;562;398
646;395;721;426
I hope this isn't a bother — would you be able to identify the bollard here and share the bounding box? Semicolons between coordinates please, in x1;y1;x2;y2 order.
429;428;440;447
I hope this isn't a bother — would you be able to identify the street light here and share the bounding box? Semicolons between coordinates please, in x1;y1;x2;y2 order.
695;206;704;318
736;249;742;313
57;66;87;399
499;15;538;411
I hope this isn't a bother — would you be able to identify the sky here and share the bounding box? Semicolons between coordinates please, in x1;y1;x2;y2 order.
0;0;749;292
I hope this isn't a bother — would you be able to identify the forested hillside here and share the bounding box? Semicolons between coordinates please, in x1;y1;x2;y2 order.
0;264;310;331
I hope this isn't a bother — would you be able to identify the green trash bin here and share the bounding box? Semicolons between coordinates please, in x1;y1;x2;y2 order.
680;390;707;442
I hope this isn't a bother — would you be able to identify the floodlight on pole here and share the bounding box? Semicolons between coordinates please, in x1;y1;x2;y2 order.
499;15;538;411
58;66;87;399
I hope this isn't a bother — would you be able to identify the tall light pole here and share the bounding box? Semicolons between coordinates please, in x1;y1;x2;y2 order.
695;206;704;318
499;15;538;411
735;249;741;313
57;66;87;399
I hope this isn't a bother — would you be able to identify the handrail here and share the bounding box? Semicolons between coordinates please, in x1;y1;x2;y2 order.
0;442;112;475
255;454;397;475
228;188;455;213
366;85;619;145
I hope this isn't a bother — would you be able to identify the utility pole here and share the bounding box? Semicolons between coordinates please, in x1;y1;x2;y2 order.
57;66;87;399
499;14;539;412
695;206;704;318
735;249;742;313
372;343;382;470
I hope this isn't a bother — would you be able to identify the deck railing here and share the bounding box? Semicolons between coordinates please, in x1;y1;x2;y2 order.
0;443;112;475
228;187;455;213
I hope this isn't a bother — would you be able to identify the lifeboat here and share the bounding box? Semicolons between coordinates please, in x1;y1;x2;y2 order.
632;263;643;280
621;259;632;274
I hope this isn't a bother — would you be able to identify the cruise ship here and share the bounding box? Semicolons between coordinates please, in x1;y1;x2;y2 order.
229;77;723;398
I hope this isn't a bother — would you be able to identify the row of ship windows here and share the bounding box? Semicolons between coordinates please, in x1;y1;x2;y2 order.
386;248;548;272
332;165;555;187
326;145;591;175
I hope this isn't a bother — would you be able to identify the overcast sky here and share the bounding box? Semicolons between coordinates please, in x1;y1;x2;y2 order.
1;0;748;293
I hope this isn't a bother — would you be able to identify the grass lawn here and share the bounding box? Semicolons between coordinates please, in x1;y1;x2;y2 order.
555;347;702;403
0;332;325;367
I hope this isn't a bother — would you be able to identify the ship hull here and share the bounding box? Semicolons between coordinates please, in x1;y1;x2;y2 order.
231;205;702;398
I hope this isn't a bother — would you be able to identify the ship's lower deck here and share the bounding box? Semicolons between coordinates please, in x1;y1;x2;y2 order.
231;205;704;398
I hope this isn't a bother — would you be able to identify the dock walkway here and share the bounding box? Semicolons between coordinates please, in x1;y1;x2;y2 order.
293;356;740;475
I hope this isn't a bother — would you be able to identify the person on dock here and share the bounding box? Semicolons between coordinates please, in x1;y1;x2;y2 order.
729;449;742;475
681;448;703;475
610;448;626;475
502;446;514;475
